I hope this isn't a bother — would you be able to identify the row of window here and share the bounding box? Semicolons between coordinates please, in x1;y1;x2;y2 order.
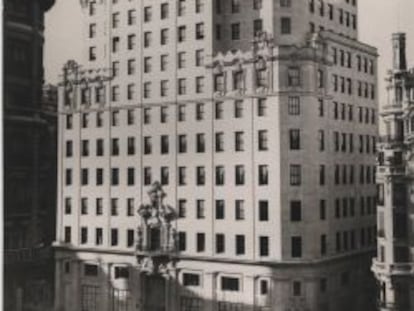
64;226;134;248
65;164;270;187
333;132;376;154
333;164;376;185
334;196;377;219
309;0;357;30
332;47;375;75
335;227;377;253
332;74;376;99
332;102;376;124
65;99;269;129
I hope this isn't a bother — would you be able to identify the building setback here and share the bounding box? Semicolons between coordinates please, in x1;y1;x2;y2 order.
372;33;414;311
54;1;378;310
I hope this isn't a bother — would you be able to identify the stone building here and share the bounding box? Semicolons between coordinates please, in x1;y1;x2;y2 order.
3;0;57;310
372;33;414;311
54;1;378;310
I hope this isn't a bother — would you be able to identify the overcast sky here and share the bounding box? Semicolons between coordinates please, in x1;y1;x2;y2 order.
44;0;414;104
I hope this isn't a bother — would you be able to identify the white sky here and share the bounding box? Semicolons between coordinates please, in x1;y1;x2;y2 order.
44;0;414;104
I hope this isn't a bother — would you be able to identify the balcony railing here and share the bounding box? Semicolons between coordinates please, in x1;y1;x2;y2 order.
4;246;52;265
378;135;405;145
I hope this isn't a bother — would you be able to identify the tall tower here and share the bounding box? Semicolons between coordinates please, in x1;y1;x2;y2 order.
54;1;378;311
372;33;414;311
3;0;56;310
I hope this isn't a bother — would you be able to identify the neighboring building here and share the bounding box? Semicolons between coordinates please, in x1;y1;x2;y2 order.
3;0;56;310
54;1;378;311
372;33;414;311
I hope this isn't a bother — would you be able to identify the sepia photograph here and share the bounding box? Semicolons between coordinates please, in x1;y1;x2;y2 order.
2;0;414;310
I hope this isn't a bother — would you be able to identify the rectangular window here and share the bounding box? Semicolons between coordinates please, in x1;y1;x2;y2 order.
197;200;205;219
221;277;239;291
127;59;136;75
178;232;186;251
196;133;205;153
197;233;205;252
291;236;302;257
161;135;169;154
235;165;245;185
235;200;244;220
196;103;204;120
259;236;269;256
178;167;186;185
195;49;204;67
288;68;300;86
178;135;187;153
144;6;152;22
178;26;186;42
160;28;168;45
290;165;301;186
144;32;152;47
257;98;267;116
127;167;135;186
144;167;152;185
258;130;268;151
235;132;244;151
216;200;225;219
196;166;205;186
289;129;300;150
178;199;186;218
236;235;245;255
214;74;224;92
128;9;136;25
196;76;204;93
281;17;291;34
215;132;224;152
178;78;186;95
258;165;269;185
231;23;240;40
161;166;169;185
96;228;103;245
234;100;243;118
231;0;241;13
127;34;136;50
288;96;300;115
290;201;302;222
259;200;269;221
64;226;71;243
216;234;225;253
111;228;118;246
161;3;169;19
196;23;205;39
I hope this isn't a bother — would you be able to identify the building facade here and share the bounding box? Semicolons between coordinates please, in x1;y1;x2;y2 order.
372;33;414;311
3;0;57;310
54;1;378;310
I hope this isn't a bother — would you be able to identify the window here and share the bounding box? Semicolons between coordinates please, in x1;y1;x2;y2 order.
161;3;169;19
127;34;136;50
178;167;186;185
84;264;98;277
216;234;225;253
144;167;151;185
111;168;119;186
178;0;186;16
234;100;243;118
178;199;186;218
66;115;73;129
127;59;136;75
280;0;291;7
144;32;152;47
183;273;200;286
127;199;134;217
178;52;187;68
96;198;103;215
290;201;302;222
89;1;96;15
231;23;240;40
215;132;224;152
128;9;136;25
89;46;96;61
196;23;205;39
96;228;103;245
111;138;119;156
216;200;225;219
259;201;269;221
65;198;72;214
160;29;168;45
235;132;244;151
235;200;244;220
233;71;243;90
288;68;300;86
111;86;119;102
236;235;245;255
178;26;186;42
196;133;205;153
65;169;72;185
112;36;120;52
221;277;239;291
289;129;300;150
144;137;152;154
254;0;263;9
197;200;205;219
82;113;89;128
215;24;222;40
178;232;186;251
196;76;204;93
293;281;302;296
258;165;269;185
127;84;135;100
80;227;88;244
196;166;205;185
66;141;73;157
178;135;187;153
89;24;96;38
64;226;71;243
259;236;269;256
214;74;224;92
319;165;325;185
160;54;168;71
96;168;103;185
144;57;152;73
257;98;267;116
290;165;301;186
195;49;204;67
235;165;245;185
281;17;291;34
81;168;89;185
111;229;118;246
258;130;268;151
143;82;151;98
260;280;269;295
161;135;169;154
81;198;88;215
318;130;325;151
127;168;135;186
291;236;302;257
178;78;186;95
144;6;152;22
197;233;205;252
254;19;263;35
231;0;241;13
